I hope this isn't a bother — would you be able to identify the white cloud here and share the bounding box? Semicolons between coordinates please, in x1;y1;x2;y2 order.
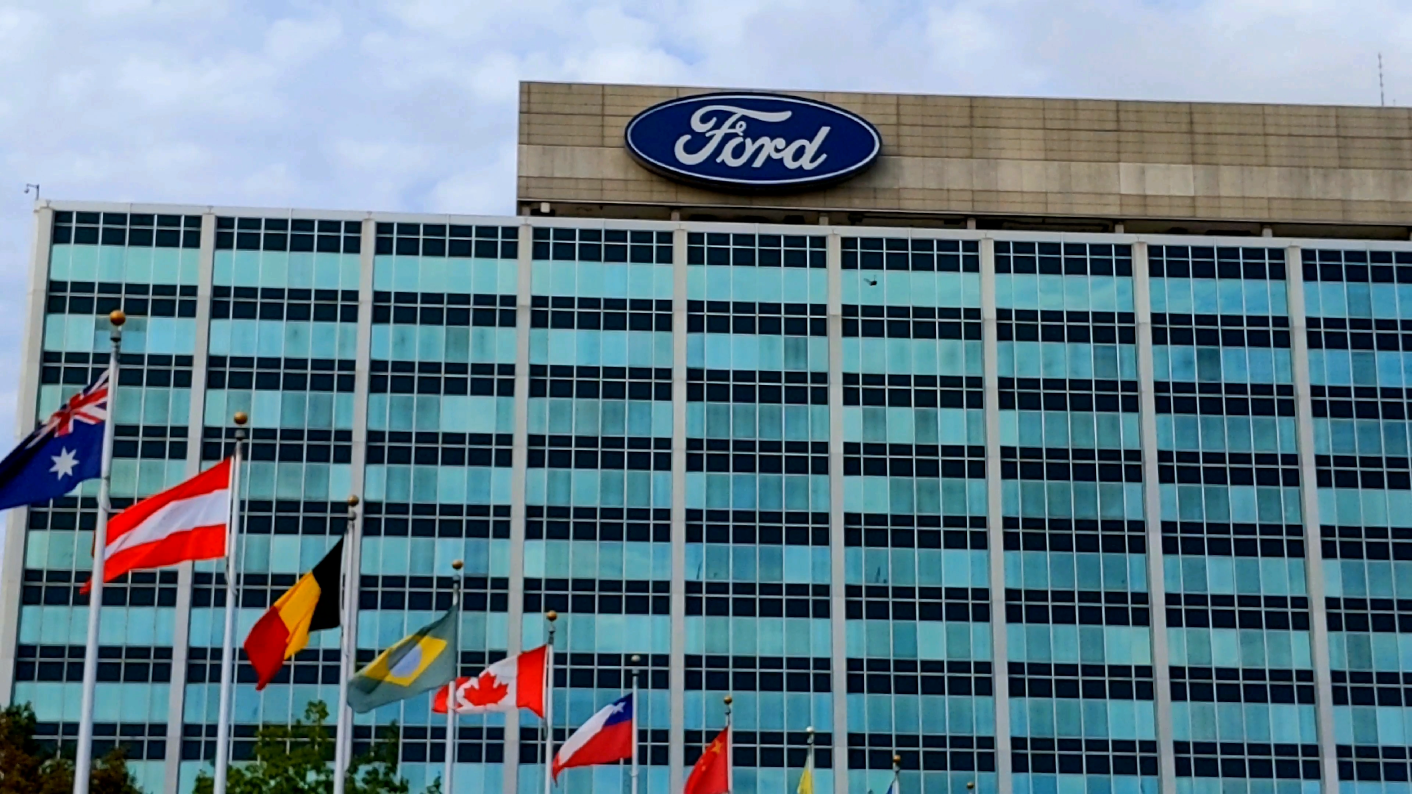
0;8;47;64
263;13;344;63
426;139;519;216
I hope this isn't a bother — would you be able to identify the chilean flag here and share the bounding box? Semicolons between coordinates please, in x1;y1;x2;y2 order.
552;694;635;780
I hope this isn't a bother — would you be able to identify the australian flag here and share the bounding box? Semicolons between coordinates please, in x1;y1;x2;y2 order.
0;371;109;511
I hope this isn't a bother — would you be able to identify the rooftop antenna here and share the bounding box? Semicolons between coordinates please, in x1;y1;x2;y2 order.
1380;53;1386;106
23;183;38;200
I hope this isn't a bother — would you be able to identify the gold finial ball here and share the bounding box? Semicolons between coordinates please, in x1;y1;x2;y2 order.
233;411;248;426
347;494;360;507
966;782;975;791
631;654;641;664
806;726;814;734
108;310;126;327
546;610;558;622
451;559;464;571
893;754;902;765
723;695;733;705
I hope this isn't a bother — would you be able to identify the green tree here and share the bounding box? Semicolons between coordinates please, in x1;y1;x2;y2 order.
192;701;436;794
0;703;141;794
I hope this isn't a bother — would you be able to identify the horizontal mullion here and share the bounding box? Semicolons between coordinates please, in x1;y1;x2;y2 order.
848;739;995;773
1148;247;1287;280
1175;741;1320;780
1006;588;1151;626
693;379;827;405
1004;518;1146;555
21;578;178;608
1001;446;1141;483
1171;665;1315;704
688;668;831;694
1326;597;1412;632
1157;393;1295;417
1167;593;1310;631
1315;463;1412;490
370;443;512;468
1165;522;1306;558
1011;738;1156;777
525;589;670;616
685;594;829;619
211;299;356;323
844;514;987;550
1322;525;1412;560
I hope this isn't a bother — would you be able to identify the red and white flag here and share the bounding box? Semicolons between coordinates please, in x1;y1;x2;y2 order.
552;694;635;779
433;645;548;717
83;458;232;591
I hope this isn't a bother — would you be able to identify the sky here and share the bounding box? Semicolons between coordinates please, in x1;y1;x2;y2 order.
0;0;1410;486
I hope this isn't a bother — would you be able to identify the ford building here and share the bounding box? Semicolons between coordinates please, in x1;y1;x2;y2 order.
8;81;1412;794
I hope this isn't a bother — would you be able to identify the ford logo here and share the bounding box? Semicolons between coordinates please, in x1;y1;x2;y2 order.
624;92;882;192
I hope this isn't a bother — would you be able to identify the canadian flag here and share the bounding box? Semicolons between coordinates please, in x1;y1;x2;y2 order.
433;645;548;717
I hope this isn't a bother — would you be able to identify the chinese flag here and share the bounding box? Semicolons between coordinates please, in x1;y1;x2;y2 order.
685;727;730;794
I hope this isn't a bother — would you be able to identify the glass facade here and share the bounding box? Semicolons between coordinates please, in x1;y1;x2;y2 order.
842;236;989;794
996;242;1154;794
1148;246;1316;794
1304;248;1412;794
12;204;1412;794
20;209;202;792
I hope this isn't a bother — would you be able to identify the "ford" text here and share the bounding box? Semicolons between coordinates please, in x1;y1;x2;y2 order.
672;105;830;171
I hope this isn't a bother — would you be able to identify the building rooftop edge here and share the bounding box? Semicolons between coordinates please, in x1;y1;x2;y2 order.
519;79;1412;114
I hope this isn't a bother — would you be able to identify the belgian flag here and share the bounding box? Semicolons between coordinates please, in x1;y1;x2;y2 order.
244;538;344;689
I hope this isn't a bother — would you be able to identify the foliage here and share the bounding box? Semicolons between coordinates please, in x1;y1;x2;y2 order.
87;747;145;794
0;703;141;794
192;700;434;794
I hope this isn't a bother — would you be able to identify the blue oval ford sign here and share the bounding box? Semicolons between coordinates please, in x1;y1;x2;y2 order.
624;93;881;191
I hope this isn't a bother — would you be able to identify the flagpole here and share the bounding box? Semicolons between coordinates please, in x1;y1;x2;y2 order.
333;494;360;794
443;559;462;794
73;310;124;794
803;726;815;794
543;610;557;794
213;411;247;794
807;720;818;779
722;695;732;794
892;752;901;794
630;654;640;794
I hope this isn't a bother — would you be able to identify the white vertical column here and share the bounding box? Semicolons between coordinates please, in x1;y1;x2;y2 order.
72;317;124;794
1284;245;1340;791
335;216;377;788
979;237;1013;793
161;211;217;793
211;421;246;794
349;217;375;530
1130;241;1178;794
825;230;848;794
503;221;534;794
631;656;641;794
0;204;57;705
669;226;688;794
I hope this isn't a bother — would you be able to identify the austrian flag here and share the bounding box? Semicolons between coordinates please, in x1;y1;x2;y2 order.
84;459;232;591
432;645;548;717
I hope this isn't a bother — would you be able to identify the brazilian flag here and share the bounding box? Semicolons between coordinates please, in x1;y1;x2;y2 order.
348;608;457;713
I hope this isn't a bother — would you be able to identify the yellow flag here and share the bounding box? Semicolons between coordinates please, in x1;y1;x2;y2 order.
797;742;815;794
